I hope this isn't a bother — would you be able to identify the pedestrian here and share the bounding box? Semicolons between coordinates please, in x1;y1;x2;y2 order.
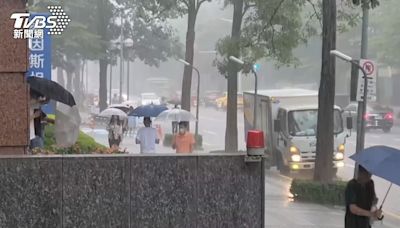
172;122;195;153
29;94;49;150
135;117;159;153
107;115;123;149
32;108;54;149
345;165;383;228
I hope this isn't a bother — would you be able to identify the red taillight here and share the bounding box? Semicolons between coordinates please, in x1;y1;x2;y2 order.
364;113;370;120
385;112;394;120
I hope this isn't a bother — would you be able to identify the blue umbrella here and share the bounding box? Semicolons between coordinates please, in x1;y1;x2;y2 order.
128;104;168;117
350;146;400;186
350;146;400;210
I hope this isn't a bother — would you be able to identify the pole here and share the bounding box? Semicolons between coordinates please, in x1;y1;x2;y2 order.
109;64;112;105
85;60;88;93
193;67;200;140
355;1;369;177
252;69;258;129
361;2;369;58
353;61;368;178
127;59;130;101
119;10;124;103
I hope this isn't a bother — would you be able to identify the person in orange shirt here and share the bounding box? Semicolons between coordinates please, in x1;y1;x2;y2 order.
172;122;196;153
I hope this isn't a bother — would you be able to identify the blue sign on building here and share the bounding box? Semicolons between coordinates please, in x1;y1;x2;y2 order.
26;13;53;114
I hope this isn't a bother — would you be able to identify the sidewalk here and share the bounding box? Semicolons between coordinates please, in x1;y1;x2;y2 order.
265;171;399;228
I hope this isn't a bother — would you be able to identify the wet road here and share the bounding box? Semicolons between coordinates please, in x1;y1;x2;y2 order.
83;107;400;226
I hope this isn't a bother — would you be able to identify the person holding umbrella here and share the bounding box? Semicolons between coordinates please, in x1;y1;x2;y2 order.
345;165;383;228
136;117;159;153
107;115;123;149
172;122;195;154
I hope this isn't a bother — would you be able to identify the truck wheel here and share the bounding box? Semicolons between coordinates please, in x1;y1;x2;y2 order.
383;127;391;133
277;154;290;176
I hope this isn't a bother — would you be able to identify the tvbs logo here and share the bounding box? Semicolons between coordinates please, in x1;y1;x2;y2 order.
11;13;57;29
10;6;70;39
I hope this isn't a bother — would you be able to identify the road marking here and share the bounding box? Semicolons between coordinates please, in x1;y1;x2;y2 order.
203;130;217;135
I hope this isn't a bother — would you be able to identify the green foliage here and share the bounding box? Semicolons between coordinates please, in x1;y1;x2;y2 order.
215;0;361;77
43;125;106;154
290;179;347;206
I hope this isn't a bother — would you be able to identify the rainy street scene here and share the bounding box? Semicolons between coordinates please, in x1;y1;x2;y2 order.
1;0;400;227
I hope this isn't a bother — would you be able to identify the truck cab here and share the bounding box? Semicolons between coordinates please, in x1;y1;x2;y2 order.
273;104;346;173
243;89;346;175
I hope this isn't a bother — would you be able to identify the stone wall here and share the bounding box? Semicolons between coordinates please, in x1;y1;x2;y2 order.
0;0;29;155
0;154;264;228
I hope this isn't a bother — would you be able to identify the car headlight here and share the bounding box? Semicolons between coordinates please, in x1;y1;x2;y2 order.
334;152;344;160
290;146;299;154
291;154;301;162
338;144;345;153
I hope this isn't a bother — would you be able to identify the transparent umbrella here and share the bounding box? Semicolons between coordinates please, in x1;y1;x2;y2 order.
99;108;128;119
155;109;197;122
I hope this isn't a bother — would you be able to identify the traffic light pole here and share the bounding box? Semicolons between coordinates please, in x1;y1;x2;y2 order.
352;60;368;178
252;69;258;129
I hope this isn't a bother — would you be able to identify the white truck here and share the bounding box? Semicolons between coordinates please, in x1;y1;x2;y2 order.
243;89;347;174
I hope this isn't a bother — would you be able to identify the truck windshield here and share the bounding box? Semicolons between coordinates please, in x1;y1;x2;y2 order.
288;110;343;136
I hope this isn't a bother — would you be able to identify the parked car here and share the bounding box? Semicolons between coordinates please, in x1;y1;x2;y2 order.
343;102;394;133
203;90;222;107
215;92;244;110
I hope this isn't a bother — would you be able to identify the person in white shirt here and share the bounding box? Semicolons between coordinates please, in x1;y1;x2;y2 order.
135;117;159;153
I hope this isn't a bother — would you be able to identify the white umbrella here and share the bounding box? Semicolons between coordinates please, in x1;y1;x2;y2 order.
99;108;128;119
155;109;197;122
108;104;131;113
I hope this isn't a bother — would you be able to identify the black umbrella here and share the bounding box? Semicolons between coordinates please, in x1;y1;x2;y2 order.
27;77;76;107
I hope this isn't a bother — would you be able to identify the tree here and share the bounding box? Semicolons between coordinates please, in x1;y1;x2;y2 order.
215;0;314;152
313;0;336;182
129;0;209;111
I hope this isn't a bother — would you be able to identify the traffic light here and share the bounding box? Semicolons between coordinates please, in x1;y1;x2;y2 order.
253;63;260;72
350;60;359;101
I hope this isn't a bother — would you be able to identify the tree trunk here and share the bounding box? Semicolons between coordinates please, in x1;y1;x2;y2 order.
66;71;72;92
97;0;109;112
99;59;108;111
57;67;65;87
225;0;244;153
181;0;197;111
314;0;337;182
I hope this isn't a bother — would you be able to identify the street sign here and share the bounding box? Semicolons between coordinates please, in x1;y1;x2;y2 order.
26;13;53;114
357;59;376;102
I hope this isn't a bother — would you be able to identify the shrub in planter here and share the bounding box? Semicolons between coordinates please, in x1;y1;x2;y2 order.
43;125;106;154
290;179;347;206
163;133;203;149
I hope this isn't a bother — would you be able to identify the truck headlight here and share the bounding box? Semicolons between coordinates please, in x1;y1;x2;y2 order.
290;146;299;154
291;154;301;162
334;152;344;160
338;144;345;153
